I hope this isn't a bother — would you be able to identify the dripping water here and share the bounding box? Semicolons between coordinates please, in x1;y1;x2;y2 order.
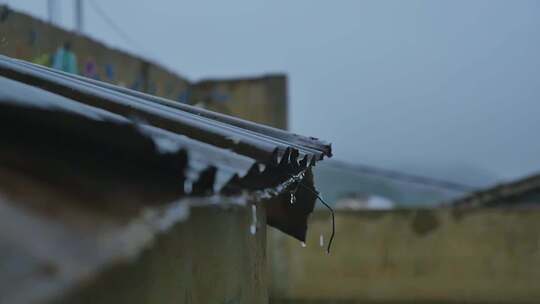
183;180;193;194
297;182;335;255
289;192;296;205
250;204;257;235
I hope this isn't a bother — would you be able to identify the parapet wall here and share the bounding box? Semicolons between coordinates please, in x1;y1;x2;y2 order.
269;208;540;303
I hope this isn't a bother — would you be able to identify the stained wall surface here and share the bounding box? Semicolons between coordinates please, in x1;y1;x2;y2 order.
269;209;540;304
55;204;269;304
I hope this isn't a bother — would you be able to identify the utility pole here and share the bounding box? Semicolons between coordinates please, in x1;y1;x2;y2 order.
75;0;83;34
47;0;54;24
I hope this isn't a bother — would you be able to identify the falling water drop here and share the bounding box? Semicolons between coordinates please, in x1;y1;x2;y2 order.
319;234;324;247
257;163;266;172
301;242;306;248
250;204;257;235
183;180;193;194
289;192;296;205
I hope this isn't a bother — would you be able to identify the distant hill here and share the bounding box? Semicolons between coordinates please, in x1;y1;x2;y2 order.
390;161;501;189
313;159;499;208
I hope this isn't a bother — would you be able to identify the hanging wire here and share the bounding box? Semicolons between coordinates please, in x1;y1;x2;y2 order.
87;0;153;57
298;182;335;255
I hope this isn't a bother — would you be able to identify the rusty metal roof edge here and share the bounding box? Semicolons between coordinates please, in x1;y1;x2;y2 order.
0;73;321;196
18;58;331;155
6;56;332;159
0;57;285;163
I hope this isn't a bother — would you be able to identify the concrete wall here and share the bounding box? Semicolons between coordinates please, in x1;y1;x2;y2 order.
269;208;540;304
0;5;288;129
56;204;269;304
191;75;288;129
0;184;268;304
0;147;269;304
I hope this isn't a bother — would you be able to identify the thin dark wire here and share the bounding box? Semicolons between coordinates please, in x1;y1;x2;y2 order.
298;182;335;255
87;1;150;55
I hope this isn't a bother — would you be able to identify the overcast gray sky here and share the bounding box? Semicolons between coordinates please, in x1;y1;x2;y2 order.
6;0;540;185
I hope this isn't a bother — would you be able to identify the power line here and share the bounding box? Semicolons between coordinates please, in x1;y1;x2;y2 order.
87;0;151;56
324;160;479;193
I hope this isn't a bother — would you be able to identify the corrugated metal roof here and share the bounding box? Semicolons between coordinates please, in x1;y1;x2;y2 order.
0;55;331;240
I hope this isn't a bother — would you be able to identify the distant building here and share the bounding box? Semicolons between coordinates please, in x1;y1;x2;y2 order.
335;193;395;210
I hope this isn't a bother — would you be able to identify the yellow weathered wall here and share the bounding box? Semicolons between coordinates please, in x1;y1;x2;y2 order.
0;6;189;95
0;5;288;129
190;75;288;129
269;208;540;304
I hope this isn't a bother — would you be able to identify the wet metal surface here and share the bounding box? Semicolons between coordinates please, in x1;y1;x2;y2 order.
0;55;331;240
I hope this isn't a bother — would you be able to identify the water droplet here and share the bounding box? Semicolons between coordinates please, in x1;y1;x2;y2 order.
257;163;266;172
250;204;257;236
301;242;306;248
227;136;241;145
267;189;279;197
289;192;296;205
183;181;193;193
319;234;324;247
